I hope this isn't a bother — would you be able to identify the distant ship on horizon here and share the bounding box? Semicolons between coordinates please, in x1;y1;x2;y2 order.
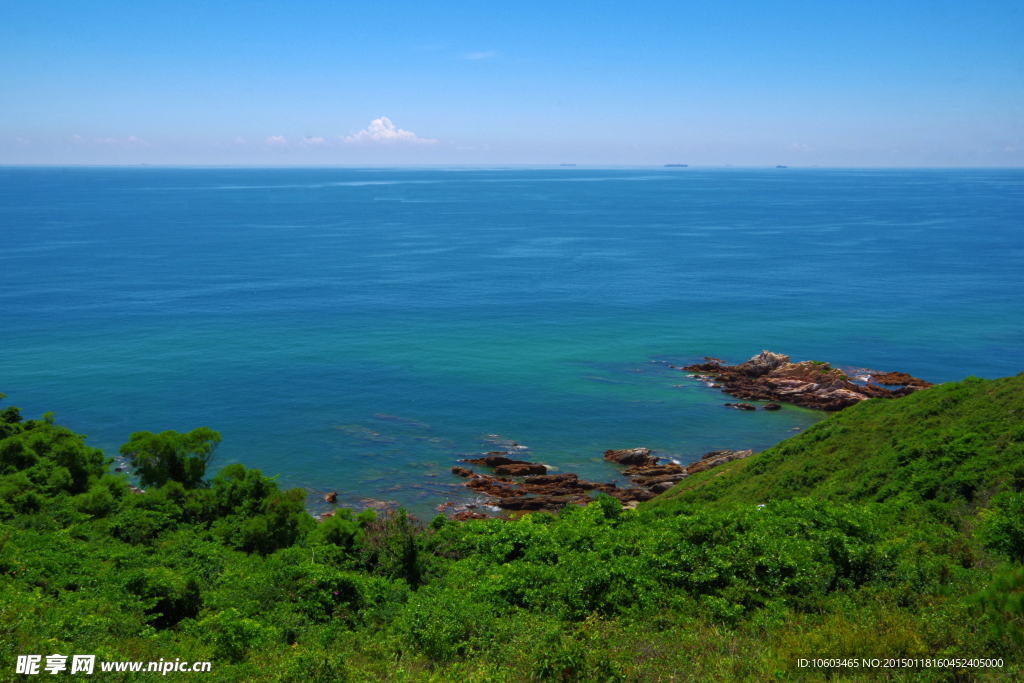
664;164;688;167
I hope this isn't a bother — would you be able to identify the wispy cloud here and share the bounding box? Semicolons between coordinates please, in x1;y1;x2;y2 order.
127;136;151;147
302;136;327;146
14;136;31;146
266;135;287;146
463;50;497;60
341;117;436;145
235;137;246;144
96;137;118;145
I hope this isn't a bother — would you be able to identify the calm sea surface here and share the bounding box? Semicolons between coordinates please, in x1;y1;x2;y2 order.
2;167;1022;516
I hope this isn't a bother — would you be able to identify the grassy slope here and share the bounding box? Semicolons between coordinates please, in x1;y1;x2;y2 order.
651;372;1024;511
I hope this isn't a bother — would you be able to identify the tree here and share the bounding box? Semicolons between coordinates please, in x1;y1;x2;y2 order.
119;427;221;489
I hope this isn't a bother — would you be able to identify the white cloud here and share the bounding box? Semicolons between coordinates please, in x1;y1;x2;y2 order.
266;135;287;146
302;136;327;146
96;137;118;145
127;136;151;147
464;50;497;60
235;137;246;144
341;117;436;145
14;136;31;146
70;134;84;143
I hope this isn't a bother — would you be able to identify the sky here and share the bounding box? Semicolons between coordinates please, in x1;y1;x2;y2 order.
1;0;1022;166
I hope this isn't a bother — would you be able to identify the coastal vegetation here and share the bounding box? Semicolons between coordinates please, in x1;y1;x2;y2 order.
0;374;1022;681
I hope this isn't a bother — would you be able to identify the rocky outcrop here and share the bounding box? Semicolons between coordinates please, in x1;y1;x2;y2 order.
451;466;474;477
608;488;657;504
460;455;532;467
724;403;757;411
685;449;753;475
735;350;791;377
764;402;781;411
683;351;933;411
523;473;578;486
453;509;489;521
865;371;932;388
324;491;338;503
494;463;547;476
622;463;683;477
465;474;522;498
603;448;658;467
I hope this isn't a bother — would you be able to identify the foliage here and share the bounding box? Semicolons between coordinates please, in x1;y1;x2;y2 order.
0;377;1022;681
119;427;222;489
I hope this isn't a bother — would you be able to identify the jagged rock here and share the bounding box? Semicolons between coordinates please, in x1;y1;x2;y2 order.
735;350;791;377
451;466;474;477
699;449;735;461
460;455;532;467
608;488;656;504
725;403;756;411
466;474;522;497
683;351;932;412
633;473;687;487
648;481;679;494
523;473;577;485
452;510;489;521
623;463;684;477
486;451;509;455
494;463;547;476
867;371;932;388
763;402;781;410
603;448;658;467
686;449;753;475
324;491;338;503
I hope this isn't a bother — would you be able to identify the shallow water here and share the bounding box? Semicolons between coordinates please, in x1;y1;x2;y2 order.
2;167;1022;517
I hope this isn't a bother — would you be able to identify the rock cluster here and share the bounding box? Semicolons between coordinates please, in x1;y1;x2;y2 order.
684;449;753;475
610;447;756;494
449;455;653;514
460;455;532;467
603;448;658;467
494;463;547;476
683;350;933;411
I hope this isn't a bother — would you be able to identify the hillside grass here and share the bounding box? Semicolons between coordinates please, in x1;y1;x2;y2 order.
653;373;1024;516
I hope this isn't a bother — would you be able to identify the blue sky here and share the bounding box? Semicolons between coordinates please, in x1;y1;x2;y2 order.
1;0;1022;166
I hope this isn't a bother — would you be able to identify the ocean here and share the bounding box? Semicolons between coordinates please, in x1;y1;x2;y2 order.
2;167;1022;517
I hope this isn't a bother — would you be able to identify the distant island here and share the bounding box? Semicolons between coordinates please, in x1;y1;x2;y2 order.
664;164;688;167
776;165;788;168
559;163;576;166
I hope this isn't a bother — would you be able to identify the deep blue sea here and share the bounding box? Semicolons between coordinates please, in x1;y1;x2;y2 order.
2;167;1022;517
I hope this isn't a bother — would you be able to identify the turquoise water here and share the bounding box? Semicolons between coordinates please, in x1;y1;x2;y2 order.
2;167;1022;517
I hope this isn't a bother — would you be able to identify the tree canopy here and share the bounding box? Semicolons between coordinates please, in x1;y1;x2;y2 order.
118;427;221;489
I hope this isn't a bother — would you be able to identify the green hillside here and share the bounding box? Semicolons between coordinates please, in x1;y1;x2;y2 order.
653;373;1024;515
0;377;1022;682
